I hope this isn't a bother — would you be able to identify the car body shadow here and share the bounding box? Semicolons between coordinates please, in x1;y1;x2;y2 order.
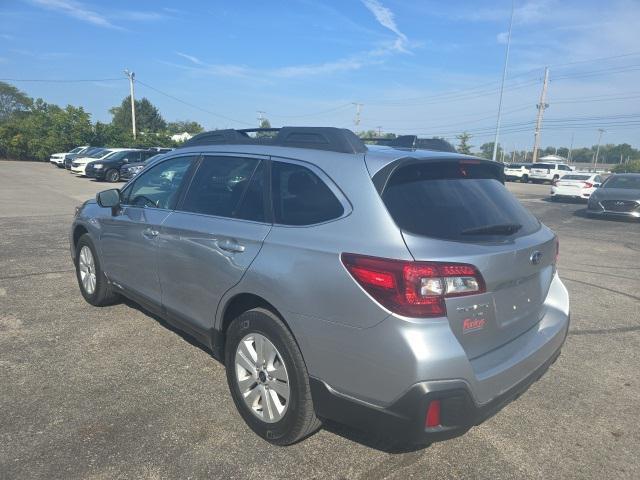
573;207;638;223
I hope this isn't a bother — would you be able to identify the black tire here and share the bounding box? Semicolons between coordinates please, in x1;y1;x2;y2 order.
105;169;119;183
74;234;119;306
522;174;529;183
225;308;321;445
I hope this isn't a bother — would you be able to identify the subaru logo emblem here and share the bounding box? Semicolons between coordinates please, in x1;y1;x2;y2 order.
530;251;543;265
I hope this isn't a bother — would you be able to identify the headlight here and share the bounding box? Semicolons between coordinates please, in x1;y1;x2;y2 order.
93;164;104;169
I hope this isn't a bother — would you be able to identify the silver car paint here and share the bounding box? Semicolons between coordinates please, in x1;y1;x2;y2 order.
71;143;570;410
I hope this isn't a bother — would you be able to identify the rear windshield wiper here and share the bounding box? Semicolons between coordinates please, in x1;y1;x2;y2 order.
460;223;522;236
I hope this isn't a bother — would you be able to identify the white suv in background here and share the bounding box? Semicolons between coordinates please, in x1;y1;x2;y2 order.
504;163;533;182
50;146;90;168
529;162;574;184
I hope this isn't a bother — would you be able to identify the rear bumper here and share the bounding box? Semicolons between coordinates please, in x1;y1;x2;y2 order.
310;339;564;444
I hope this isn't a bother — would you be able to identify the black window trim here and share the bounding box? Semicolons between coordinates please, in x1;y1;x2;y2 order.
173;153;273;225
120;153;201;212
267;155;352;228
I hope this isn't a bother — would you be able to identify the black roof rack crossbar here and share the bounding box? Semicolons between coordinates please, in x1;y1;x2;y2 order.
182;127;367;154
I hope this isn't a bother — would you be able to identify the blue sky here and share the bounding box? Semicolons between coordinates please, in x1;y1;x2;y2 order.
1;0;639;150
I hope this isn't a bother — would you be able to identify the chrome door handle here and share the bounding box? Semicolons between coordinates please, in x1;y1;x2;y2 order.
142;228;159;239
216;238;245;253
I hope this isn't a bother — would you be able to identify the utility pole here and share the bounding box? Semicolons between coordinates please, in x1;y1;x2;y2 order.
567;132;574;163
593;128;605;171
124;69;136;139
532;67;550;163
352;102;363;127
376;126;383;137
492;0;515;162
257;110;266;127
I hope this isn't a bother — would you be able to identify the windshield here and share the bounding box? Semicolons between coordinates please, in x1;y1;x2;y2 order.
105;150;135;161
561;174;590;181
380;161;540;242
89;149;109;158
69;147;83;154
506;164;522;168
604;176;640;190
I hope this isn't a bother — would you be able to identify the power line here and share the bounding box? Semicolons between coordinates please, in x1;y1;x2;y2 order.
268;103;353;119
135;79;254;126
0;77;125;82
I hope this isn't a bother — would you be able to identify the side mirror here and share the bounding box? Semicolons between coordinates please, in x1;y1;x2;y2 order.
594;183;601;188
96;189;121;212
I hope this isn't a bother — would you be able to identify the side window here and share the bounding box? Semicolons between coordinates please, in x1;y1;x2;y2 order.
180;156;260;218
122;156;194;209
560;165;570;171
271;161;344;226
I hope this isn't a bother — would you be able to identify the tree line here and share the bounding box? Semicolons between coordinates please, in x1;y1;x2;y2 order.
0;82;203;161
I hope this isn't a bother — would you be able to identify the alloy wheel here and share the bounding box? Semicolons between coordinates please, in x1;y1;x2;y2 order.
235;333;290;423
78;245;96;295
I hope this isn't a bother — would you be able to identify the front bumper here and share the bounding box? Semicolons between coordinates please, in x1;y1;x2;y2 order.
310;340;564;444
85;165;105;179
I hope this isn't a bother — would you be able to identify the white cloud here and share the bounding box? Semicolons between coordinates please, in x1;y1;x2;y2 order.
361;0;409;52
497;31;509;44
30;0;167;29
175;52;204;66
31;0;118;28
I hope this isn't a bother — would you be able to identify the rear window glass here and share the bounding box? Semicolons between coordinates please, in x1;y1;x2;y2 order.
381;161;540;242
561;174;590;180
506;163;522;168
604;176;640;189
534;163;553;169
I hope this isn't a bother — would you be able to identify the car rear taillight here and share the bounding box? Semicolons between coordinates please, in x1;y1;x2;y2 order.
583;182;593;188
340;253;485;318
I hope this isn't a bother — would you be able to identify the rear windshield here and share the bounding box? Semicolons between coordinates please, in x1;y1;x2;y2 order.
561;174;590;180
533;163;553;169
604;176;640;189
381;161;540;242
506;163;522;168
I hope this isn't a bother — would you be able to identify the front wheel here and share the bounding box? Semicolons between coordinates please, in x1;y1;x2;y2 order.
521;174;529;183
105;169;120;183
225;308;321;445
75;234;119;306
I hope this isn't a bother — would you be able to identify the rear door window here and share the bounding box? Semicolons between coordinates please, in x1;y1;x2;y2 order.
180;156;260;218
380;161;540;242
271;161;344;225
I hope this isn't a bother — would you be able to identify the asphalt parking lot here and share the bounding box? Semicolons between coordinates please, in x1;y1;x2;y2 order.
1;160;638;480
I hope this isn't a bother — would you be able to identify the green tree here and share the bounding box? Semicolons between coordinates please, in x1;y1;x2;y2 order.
612;160;640;173
478;142;502;160
0;82;32;122
109;97;166;134
456;132;472;154
167;120;204;135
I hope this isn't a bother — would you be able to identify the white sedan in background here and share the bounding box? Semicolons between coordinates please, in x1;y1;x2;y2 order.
550;173;605;201
70;148;129;176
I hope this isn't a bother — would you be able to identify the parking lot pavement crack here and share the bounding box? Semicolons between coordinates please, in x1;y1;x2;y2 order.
0;268;75;280
561;277;640;302
569;325;640;336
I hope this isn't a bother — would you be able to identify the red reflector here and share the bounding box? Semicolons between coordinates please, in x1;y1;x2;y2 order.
349;266;396;290
583;182;593;188
425;400;441;428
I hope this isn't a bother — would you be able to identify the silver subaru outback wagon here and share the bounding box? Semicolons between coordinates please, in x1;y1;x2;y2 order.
70;127;570;446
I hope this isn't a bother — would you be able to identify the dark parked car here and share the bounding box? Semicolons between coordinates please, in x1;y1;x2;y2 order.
65;147;104;170
119;153;167;181
85;149;159;182
587;173;640;220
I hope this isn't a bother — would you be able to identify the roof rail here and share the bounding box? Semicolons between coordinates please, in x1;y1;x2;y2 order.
362;135;457;153
181;127;367;154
